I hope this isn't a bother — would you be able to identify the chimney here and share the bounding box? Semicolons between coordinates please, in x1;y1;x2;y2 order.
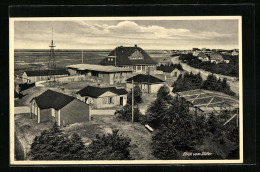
135;44;137;48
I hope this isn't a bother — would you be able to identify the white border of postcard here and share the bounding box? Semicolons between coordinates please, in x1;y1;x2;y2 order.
9;16;243;165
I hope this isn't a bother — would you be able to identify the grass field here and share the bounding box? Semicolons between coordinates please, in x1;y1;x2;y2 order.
15;114;156;160
14;49;172;76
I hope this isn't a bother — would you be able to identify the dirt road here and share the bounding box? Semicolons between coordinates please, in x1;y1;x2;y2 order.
171;56;239;95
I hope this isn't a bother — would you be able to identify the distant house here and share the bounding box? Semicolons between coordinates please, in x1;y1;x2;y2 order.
192;50;200;57
76;86;128;109
198;52;209;62
232;50;239;56
170;68;187;78
99;45;157;74
22;69;68;83
210;53;225;64
126;74;165;93
157;57;172;66
66;64;132;85
30;90;90;126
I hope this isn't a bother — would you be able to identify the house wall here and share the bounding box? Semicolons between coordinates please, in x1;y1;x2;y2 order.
40;109;52;123
150;83;164;93
109;72;132;85
60;99;90;126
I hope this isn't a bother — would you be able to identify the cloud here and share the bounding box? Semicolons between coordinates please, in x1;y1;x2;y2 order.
14;20;238;49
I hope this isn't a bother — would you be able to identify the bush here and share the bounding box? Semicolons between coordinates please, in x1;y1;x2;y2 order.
115;104;142;122
157;85;170;98
29;122;85;160
84;129;132;160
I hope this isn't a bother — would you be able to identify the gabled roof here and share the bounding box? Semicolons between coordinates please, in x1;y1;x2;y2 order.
31;90;75;110
198;52;207;58
66;64;132;73
210;53;224;61
24;69;68;77
76;86;128;98
126;74;165;84
99;46;157;66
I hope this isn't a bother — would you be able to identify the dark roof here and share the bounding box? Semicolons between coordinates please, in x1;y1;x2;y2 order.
32;90;75;110
76;86;128;98
99;46;157;66
24;69;68;76
126;74;164;84
210;53;224;61
198;52;207;58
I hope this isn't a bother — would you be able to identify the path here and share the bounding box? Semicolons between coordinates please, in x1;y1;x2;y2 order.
171;56;239;95
14;106;30;114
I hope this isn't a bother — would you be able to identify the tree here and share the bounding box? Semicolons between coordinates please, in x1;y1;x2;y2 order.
145;94;174;128
157;85;170;98
151;103;207;159
29;122;85;160
172;72;203;92
115;104;142;122
127;85;142;105
84;129;132;160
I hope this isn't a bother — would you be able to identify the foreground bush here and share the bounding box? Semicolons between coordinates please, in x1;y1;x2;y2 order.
29;122;85;160
84;129;132;160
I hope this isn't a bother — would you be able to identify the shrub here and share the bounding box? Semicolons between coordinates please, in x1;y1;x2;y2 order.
84;129;132;160
29;122;85;160
115;104;142;122
157;85;170;98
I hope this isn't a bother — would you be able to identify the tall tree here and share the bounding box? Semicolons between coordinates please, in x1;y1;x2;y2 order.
127;85;142;105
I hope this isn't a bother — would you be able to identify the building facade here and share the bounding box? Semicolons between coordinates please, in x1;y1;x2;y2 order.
99;45;158;74
30;90;90;126
22;69;68;83
76;86;128;109
67;64;132;85
126;74;165;93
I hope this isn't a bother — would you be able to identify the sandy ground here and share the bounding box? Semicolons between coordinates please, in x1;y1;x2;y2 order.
15;114;156;160
171;56;239;95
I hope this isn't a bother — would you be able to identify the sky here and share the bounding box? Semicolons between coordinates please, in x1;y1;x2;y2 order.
14;19;239;50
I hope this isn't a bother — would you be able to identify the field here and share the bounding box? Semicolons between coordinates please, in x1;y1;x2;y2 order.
14;49;172;76
15;113;156;160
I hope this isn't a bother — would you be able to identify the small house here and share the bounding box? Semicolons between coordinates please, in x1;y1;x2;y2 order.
126;74;165;93
210;53;225;64
76;86;128;109
232;50;239;56
198;52;209;62
30;90;90;126
170;68;187;78
22;69;68;83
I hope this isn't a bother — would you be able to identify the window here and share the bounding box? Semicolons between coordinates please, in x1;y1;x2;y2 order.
137;66;141;71
108;58;111;61
142;66;146;71
108;97;113;104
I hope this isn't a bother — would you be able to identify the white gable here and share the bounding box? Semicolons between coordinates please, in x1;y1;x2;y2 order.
129;50;144;60
99;91;118;98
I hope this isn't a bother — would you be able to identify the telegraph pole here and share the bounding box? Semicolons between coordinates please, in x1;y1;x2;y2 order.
49;27;56;83
81;50;84;64
115;46;117;66
132;69;134;123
